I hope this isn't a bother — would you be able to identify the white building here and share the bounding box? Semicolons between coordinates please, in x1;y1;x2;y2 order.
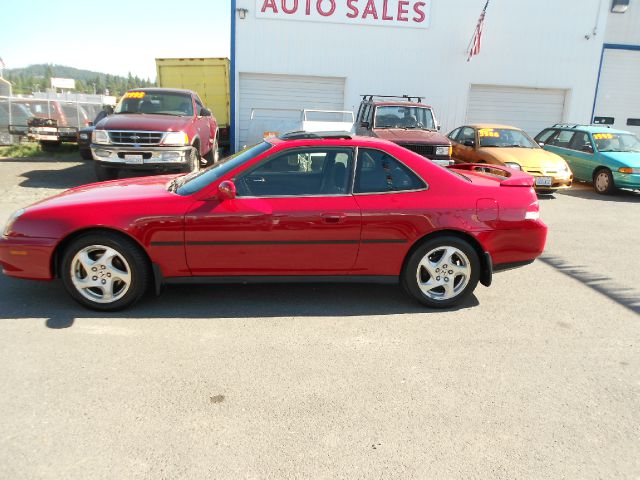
230;0;640;151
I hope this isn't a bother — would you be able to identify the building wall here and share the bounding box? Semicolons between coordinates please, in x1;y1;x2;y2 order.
605;1;640;44
233;0;610;148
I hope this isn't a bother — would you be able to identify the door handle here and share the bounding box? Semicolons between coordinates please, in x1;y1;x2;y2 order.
321;213;347;224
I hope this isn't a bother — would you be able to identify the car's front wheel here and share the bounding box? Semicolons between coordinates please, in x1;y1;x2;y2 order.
594;168;615;195
402;236;480;308
60;232;150;311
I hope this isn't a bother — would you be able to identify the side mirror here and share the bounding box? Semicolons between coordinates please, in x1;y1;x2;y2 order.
581;144;593;153
200;107;212;117
360;121;370;129
88;121;94;127
437;125;441;131
463;140;475;148
218;180;236;200
537;141;545;147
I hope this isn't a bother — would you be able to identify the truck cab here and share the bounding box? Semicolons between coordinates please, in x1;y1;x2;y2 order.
355;95;452;166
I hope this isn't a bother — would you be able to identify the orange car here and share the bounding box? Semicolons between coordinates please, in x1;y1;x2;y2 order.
447;124;572;192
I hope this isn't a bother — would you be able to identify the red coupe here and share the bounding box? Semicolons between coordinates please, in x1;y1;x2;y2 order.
0;133;547;311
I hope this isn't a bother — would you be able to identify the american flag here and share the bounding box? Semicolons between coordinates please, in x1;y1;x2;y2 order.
467;1;489;62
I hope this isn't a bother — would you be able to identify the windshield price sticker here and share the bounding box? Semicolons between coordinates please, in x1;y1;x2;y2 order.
593;133;613;140
479;129;500;138
125;92;146;99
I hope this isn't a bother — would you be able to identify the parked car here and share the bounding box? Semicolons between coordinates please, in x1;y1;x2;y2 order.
535;124;640;194
91;88;219;181
355;95;453;166
78;107;113;160
448;124;573;193
0;101;32;140
0;132;547;311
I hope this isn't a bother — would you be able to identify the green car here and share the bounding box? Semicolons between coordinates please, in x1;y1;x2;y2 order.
534;124;640;195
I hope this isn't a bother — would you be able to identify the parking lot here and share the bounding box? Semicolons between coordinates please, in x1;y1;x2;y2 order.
0;153;639;479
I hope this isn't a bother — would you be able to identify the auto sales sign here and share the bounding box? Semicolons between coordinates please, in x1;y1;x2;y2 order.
255;0;432;28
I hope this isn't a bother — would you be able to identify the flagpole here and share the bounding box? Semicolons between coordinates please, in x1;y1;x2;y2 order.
467;0;490;62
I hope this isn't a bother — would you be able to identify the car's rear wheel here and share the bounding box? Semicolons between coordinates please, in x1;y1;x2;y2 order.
203;137;219;165
60;232;150;311
402;236;480;308
593;168;615;195
94;163;118;181
183;146;201;173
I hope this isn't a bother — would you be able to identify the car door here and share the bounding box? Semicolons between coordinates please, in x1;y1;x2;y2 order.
184;147;362;276
543;130;580;177
564;131;596;181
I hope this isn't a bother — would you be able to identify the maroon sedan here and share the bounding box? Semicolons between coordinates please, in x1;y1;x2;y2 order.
0;132;547;311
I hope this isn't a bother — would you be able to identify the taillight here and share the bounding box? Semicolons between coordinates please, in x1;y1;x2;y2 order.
525;200;540;220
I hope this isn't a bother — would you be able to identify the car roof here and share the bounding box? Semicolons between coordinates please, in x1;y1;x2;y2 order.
467;123;522;130
548;124;632;135
130;87;196;96
372;101;433;108
267;132;397;148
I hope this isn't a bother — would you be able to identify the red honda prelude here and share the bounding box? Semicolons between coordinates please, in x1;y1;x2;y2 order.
0;132;547;311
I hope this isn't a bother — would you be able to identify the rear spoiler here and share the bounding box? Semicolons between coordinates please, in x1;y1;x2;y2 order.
448;163;534;187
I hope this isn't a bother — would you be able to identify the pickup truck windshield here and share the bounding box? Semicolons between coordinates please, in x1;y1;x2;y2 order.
115;91;194;116
374;106;435;130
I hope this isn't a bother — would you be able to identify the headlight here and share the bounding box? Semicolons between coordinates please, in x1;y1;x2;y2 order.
435;146;450;156
92;129;110;144
504;162;522;170
162;132;189;146
3;209;25;237
79;133;88;140
619;167;640;174
558;162;570;172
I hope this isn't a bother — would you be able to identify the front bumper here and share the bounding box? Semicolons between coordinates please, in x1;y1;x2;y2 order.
91;144;192;168
0;235;57;280
613;172;640;190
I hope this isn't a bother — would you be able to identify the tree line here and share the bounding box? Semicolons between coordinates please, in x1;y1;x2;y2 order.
4;64;156;96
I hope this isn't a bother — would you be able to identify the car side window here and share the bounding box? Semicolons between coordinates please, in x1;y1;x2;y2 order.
448;128;461;141
535;129;556;144
236;148;354;197
458;127;476;144
354;149;426;194
569;132;593;153
547;130;575;149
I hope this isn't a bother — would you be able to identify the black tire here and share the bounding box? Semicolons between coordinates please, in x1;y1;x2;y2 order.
203;137;219;165
94;163;118;181
40;140;61;152
79;148;93;160
593;168;615;195
60;232;151;311
402;236;480;308
182;146;201;173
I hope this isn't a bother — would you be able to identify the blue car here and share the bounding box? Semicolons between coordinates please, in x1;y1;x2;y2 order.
535;124;640;194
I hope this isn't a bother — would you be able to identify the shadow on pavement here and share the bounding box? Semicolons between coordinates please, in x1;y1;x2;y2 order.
540;253;640;315
556;183;640;203
19;163;95;190
0;274;480;329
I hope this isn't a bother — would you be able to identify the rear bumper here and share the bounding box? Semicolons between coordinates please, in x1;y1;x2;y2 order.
531;173;573;191
477;219;548;268
91;144;192;168
0;236;57;280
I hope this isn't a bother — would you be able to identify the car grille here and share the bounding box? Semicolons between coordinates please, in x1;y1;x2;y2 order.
523;168;558;175
108;131;164;145
398;144;436;157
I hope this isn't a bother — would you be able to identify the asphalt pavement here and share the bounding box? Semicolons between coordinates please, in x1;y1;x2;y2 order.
0;153;639;479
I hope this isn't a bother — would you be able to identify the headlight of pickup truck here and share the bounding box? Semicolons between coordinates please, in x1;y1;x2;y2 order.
162;132;189;146
435;146;451;156
92;130;110;144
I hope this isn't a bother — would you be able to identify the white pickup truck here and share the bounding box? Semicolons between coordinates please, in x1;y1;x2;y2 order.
246;108;355;147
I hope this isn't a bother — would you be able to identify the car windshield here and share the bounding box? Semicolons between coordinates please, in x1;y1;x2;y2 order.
374;106;436;130
478;128;538;148
174;142;274;195
115;91;194;116
593;133;640;152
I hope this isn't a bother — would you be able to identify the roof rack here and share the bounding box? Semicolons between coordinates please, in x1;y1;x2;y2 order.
278;131;353;141
552;123;612;129
361;94;424;103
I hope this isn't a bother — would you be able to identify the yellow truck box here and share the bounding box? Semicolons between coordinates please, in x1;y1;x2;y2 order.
155;57;230;150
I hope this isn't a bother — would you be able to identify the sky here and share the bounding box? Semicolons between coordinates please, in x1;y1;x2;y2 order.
0;0;231;81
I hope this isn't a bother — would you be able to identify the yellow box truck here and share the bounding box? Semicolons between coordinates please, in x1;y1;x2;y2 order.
155;57;230;153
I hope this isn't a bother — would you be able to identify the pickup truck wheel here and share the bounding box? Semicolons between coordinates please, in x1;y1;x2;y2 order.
203;138;219;165
94;163;118;181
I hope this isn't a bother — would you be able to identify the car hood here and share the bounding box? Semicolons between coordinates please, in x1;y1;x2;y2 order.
97;114;192;131
26;175;180;212
372;128;450;145
479;147;565;169
600;151;640;168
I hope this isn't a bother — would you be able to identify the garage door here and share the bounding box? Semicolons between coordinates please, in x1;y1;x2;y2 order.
238;73;345;149
466;85;567;136
593;49;640;135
